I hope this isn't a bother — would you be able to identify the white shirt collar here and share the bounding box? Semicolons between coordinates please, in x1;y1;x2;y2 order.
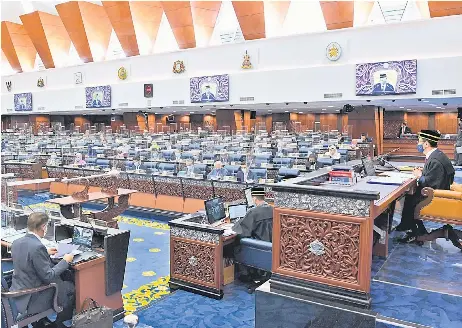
28;231;42;241
426;148;437;159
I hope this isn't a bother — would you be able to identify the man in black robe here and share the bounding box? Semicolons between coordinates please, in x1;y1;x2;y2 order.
396;130;455;243
233;187;273;241
233;187;273;282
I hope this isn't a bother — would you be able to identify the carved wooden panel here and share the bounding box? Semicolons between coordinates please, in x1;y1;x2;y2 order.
171;238;216;286
278;212;360;284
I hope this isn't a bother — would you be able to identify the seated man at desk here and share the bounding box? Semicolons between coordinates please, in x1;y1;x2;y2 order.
234;187;273;241
398;121;412;138
234;187;273;280
10;213;75;328
396;130;455;242
207;161;228;180
73;153;86;166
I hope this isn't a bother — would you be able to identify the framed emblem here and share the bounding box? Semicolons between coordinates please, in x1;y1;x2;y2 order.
173;60;185;74
118;67;128;80
74;72;82;84
326;42;342;61
241;50;252;69
37;77;45;88
144;84;153;98
6;81;12;92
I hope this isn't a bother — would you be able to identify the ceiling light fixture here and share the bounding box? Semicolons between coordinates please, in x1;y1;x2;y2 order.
299;112;303;114
423;100;429;103
436;107;442;109
322;109;326;111
284;110;289;113
328;105;334;108
407;108;412;111
399;107;404;109
190;112;194;114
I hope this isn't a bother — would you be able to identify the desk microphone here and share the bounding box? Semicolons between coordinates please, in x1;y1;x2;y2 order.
375;148;401;171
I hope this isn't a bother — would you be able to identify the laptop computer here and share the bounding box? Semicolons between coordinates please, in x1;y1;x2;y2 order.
228;204;247;222
362;157;376;176
72;225;94;250
204;198;226;227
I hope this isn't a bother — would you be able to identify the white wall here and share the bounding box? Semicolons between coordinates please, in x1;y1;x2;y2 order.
2;15;462;114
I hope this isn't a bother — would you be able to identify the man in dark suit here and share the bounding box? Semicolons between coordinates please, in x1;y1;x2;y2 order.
372;73;395;95
10;213;75;328
92;93;102;107
396;130;455;242
201;85;215;102
398;122;412;138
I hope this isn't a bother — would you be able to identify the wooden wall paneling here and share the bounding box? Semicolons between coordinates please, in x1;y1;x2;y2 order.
348;106;378;140
319;113;337;131
243;111;251;132
216;109;236;132
74;116;90;132
136;114;147;131
272;113;290;130
435;112;458;134
1;21;37;72
320;1;354;30
110;115;124;133
234;111;243;131
161;1;196;49
203;114;216;131
406;112;429;134
232;1;266;40
265;115;272;133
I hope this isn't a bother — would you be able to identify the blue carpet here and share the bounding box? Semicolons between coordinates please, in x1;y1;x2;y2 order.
113;283;255;328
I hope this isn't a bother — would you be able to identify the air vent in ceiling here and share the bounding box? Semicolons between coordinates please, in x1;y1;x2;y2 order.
240;97;255;102
432;90;444;95
324;93;342;99
37;106;45;111
172;100;185;105
75;105;83;110
118;102;128;107
146;100;152;106
444;89;456;95
6;108;13;112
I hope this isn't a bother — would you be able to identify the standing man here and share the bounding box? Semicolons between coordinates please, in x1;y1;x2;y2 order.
396;130;455;242
455;118;462;166
10;213;75;328
398;122;412;138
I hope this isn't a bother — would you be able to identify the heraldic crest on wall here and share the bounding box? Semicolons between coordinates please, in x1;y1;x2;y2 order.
326;42;342;61
37;77;45;88
173;60;185;74
118;67;128;80
242;50;252;69
6;81;12;92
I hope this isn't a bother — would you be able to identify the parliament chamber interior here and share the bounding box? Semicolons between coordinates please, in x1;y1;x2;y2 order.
1;1;462;328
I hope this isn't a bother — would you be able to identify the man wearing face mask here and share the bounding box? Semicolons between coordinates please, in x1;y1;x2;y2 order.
10;213;75;328
396;130;455;243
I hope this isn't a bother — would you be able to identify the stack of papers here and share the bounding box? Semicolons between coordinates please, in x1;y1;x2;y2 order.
379;172;414;179
51;243;81;259
367;177;409;185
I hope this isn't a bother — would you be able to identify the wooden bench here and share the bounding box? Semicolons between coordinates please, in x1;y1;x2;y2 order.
414;184;462;250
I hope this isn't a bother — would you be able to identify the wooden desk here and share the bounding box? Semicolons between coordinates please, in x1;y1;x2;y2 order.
73;256;123;316
169;214;237;299
269;168;417;309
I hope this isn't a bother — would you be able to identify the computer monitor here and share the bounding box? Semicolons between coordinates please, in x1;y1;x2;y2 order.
229;204;247;221
362;157;376;176
72;225;94;248
49;210;62;218
204;198;226;225
244;188;255;207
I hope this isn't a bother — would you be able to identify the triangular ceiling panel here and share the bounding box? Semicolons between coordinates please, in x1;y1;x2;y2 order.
232;1;266;40
129;1;164;55
102;1;139;57
191;1;222;47
320;1;355;30
56;1;112;63
353;1;375;27
161;1;196;49
1;21;36;72
20;11;71;69
428;1;462;17
264;1;291;37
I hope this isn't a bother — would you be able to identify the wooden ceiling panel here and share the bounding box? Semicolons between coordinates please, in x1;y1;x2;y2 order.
78;1;113;61
320;1;354;30
56;1;92;62
232;1;266;40
129;2;163;54
428;1;462;17
191;1;221;46
103;1;139;57
161;1;196;49
20;11;71;69
1;21;36;72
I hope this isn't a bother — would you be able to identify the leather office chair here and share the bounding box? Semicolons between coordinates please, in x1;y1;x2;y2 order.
161;150;176;161
202;153;218;161
273;157;294;168
316;157;339;168
1;276;62;328
85;157;97;166
180;152;195;160
141;162;158;173
247;168;267;182
415;186;462;250
277;168;300;182
95;159;110;169
223;165;244;182
157;163;177;174
192;164;208;177
228;154;245;164
254;154;273;167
